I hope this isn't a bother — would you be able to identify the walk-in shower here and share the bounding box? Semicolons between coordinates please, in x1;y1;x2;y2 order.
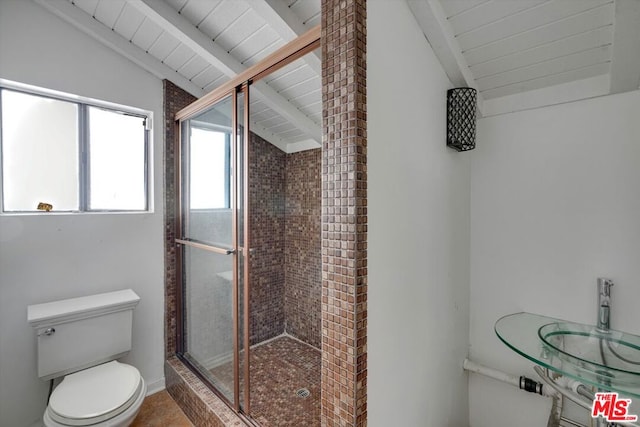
173;28;321;426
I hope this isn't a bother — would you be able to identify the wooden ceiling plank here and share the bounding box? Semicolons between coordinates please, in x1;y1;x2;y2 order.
609;0;640;94
471;26;613;79
243;0;321;76
179;0;223;34
482;74;610;116
407;0;485;115
94;0;126;29
268;122;297;135
189;65;218;89
277;77;320;99
147;32;181;63
113;3;146;41
163;44;197;72
33;0;205;97
130;18;164;51
72;0;99;17
464;4;614;66
200;2;251;46
128;0;320;142
481;62;610;99
288;0;320;26
215;10;264;54
178;56;211;81
440;0;489;19
449;0;547;36
129;0;240;75
476;45;612;91
457;0;611;52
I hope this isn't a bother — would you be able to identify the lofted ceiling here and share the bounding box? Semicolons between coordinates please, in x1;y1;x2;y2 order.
33;0;640;139
408;0;640;116
34;0;321;153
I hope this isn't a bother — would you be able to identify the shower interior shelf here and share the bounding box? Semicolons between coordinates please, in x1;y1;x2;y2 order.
495;312;640;398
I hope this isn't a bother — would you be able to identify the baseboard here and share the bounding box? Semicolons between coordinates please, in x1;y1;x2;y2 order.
146;376;166;395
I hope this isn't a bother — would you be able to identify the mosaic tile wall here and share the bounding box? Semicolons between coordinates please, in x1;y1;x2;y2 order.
284;149;322;348
247;132;286;344
321;0;368;425
164;85;324;349
163;81;241;427
164;83;291;351
163;80;196;357
166;357;245;427
164;0;369;417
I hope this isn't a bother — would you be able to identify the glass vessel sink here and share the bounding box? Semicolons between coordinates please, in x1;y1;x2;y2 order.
496;313;640;398
538;321;640;384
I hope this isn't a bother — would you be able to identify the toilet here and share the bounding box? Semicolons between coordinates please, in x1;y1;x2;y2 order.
28;289;146;427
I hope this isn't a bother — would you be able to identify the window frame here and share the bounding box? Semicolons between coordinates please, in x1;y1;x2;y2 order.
187;122;232;211
0;80;152;214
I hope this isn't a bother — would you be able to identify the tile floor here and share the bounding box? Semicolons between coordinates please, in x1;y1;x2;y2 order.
210;335;321;427
131;390;193;427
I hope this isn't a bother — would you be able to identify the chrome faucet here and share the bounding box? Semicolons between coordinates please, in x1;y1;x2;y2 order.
596;278;615;427
597;278;614;331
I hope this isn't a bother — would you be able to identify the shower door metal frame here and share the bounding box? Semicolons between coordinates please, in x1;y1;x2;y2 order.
240;82;251;413
174;24;320;422
175;87;246;413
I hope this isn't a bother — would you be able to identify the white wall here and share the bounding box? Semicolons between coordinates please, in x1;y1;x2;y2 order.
469;90;640;426
0;1;165;426
368;1;470;426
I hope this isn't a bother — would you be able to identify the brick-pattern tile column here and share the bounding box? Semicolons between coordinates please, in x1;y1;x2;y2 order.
163;80;196;357
321;0;367;426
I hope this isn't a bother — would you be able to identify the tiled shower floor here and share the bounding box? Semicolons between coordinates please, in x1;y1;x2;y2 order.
210;335;321;427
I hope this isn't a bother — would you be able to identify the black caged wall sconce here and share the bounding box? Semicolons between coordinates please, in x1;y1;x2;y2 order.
446;87;477;151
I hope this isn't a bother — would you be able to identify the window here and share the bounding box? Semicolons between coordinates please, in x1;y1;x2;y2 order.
189;127;230;210
0;84;150;213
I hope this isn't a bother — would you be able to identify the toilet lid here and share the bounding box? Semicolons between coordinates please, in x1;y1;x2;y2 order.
48;361;142;426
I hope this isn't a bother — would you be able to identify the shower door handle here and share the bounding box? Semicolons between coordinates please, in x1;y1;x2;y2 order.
176;239;235;255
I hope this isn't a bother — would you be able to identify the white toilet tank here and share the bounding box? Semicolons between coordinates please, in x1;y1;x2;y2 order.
27;289;140;381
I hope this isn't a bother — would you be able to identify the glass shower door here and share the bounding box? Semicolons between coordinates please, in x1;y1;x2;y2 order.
177;92;243;409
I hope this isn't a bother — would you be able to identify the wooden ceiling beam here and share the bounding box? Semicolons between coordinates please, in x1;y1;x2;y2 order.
406;0;485;116
243;0;321;77
129;0;320;143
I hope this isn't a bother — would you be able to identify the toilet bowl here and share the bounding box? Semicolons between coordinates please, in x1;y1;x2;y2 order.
27;290;144;427
43;361;146;427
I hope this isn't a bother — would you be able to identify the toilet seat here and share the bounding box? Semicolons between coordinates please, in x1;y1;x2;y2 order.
46;361;144;426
